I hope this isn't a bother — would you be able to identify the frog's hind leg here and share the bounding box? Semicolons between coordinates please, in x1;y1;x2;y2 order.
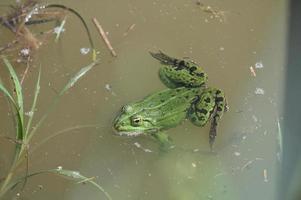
188;88;227;150
209;89;228;150
158;67;179;88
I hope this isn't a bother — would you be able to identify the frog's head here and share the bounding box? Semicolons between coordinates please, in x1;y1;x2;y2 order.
113;105;158;136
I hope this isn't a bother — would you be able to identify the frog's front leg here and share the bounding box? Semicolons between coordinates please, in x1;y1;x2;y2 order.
150;132;173;151
188;88;227;150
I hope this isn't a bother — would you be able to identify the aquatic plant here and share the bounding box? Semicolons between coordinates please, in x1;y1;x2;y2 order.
0;0;96;61
0;58;111;200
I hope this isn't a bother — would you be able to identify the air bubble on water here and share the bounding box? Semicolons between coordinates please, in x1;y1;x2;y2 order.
254;88;265;95
255;61;264;69
80;48;90;55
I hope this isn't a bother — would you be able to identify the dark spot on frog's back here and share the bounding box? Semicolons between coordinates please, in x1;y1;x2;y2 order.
204;97;211;103
198;108;208;115
196;72;204;77
190;66;197;71
160;99;165;103
216;97;224;102
185;95;190;99
191;117;197;122
217;106;223;112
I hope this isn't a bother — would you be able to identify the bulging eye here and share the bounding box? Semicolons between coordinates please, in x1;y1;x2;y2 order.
122;105;133;113
131;116;142;126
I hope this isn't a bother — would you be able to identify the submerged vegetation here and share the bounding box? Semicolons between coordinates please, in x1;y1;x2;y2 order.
0;0;96;62
0;0;111;199
0;58;112;199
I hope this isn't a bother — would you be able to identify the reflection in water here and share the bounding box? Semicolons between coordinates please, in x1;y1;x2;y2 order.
0;0;287;199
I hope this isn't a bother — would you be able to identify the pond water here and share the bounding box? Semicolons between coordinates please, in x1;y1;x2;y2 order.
0;0;287;199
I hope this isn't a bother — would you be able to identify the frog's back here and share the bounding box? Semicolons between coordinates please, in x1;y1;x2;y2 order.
132;87;199;130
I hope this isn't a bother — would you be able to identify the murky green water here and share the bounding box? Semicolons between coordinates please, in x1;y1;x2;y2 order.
0;0;287;199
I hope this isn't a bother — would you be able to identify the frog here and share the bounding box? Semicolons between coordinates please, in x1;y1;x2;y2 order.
113;51;227;150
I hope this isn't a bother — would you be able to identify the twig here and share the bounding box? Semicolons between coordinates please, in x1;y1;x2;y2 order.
241;157;263;171
123;23;136;37
92;17;117;57
250;66;256;77
20;57;31;85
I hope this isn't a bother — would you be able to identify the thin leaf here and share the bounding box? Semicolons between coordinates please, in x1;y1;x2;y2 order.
59;60;99;95
25;67;41;137
7;168;112;200
54;17;67;42
3;58;24;140
50;168;112;200
0;84;17;107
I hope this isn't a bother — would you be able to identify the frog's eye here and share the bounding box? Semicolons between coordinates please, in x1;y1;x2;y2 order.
131;116;142;126
122;105;133;113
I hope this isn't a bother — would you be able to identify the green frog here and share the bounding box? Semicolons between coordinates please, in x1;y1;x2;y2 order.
113;52;227;150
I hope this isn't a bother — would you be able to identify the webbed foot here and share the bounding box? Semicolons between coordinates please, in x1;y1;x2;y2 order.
149;51;177;65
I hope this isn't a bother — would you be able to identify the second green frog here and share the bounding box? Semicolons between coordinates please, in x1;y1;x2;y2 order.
114;52;228;150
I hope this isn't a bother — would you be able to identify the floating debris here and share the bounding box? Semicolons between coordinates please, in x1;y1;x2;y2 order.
191;163;197;168
250;66;256;77
20;48;30;57
104;83;116;96
234;152;241;156
276;118;283;162
241;157;264;171
123;23;136;37
263;169;268;182
133;142;152;153
25;111;34;117
92;17;117;57
255;61;264;69
252;115;258;122
193;148;199;152
80;47;91;55
254;88;265;95
196;2;228;23
54;17;66;42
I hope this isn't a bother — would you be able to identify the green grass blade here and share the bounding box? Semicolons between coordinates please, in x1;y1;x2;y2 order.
0;84;17;107
59;60;99;95
25;67;41;137
3;58;24;140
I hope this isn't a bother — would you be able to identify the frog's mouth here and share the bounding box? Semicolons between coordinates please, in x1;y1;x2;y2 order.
115;130;145;137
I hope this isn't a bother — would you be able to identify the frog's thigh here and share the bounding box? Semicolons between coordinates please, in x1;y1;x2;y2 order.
159;67;178;88
188;105;208;127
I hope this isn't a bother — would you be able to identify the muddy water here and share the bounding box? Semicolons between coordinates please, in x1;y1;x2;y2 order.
0;0;287;199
